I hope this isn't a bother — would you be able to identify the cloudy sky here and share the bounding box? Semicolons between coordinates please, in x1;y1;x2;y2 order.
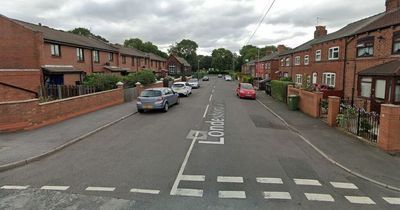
0;0;385;55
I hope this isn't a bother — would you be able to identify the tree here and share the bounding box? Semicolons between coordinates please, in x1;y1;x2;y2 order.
69;27;109;43
198;55;212;70
124;38;168;58
168;39;199;69
211;48;234;71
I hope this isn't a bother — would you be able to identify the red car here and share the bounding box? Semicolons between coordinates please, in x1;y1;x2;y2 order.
236;83;256;99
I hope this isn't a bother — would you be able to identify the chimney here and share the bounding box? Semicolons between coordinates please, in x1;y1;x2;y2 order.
314;26;327;39
266;49;273;56
38;23;42;26
277;45;287;54
386;0;400;12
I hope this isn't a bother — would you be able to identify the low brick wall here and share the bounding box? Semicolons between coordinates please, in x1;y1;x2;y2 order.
0;87;123;132
288;86;323;118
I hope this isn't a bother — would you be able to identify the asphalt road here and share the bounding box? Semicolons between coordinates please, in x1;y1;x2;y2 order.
0;76;399;210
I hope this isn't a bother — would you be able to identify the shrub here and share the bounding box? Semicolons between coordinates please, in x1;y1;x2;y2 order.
271;80;294;102
123;70;156;87
193;71;207;79
83;73;122;91
280;77;292;82
181;75;187;82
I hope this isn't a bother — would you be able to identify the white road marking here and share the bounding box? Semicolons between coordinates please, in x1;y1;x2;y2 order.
209;94;213;102
330;182;358;189
345;196;376;204
263;191;291;200
257;177;283;184
0;185;29;190
170;132;200;196
219;191;246;199
130;188;160;195
175;188;203;197
305;193;335;202
181;175;205;182
203;104;209;118
293;179;322;186
40;186;69;191
217;176;243;183
383;197;400;205
199;137;224;145
85;187;115;192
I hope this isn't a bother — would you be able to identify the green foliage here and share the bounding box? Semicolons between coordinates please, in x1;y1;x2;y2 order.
69;27;109;43
198;55;212;70
280;77;293;82
123;70;156;87
271;80;294;102
124;38;168;58
193;71;207;79
211;48;234;71
83;74;122;91
169;39;199;68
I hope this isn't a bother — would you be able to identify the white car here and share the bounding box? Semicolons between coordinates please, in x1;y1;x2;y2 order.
188;78;200;89
172;82;192;97
225;75;233;81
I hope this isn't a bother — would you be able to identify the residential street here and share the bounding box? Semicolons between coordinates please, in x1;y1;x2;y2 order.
0;76;399;210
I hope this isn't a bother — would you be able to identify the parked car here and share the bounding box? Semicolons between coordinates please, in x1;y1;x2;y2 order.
137;88;179;113
236;83;256;100
202;76;209;81
188;78;200;89
225;75;233;81
218;74;223;78
172;82;192;97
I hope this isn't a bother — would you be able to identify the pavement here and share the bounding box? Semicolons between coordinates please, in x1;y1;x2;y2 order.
256;92;400;190
0;76;399;209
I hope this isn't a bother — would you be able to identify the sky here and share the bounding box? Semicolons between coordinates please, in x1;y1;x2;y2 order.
0;0;385;55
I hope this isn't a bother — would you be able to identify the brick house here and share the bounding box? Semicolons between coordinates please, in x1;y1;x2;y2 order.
167;54;191;76
241;60;256;76
148;53;167;77
254;52;280;80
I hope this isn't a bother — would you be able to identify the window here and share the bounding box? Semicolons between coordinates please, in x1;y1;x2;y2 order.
108;53;113;61
328;47;339;60
295;56;301;66
283;72;289;78
51;44;60;57
322;73;336;87
281;59;284;67
296;74;303;84
375;79;386;99
312;72;318;84
132;57;135;66
304;55;309;65
76;48;84;61
169;65;176;74
122;56;126;64
93;50;100;63
315;50;321;61
393;32;400;54
285;57;290;66
395;80;400;102
357;37;374;57
360;77;372;98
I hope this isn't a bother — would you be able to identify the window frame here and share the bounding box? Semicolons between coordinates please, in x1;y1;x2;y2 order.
294;56;301;66
108;53;113;62
93;50;100;63
50;44;61;57
322;72;336;88
357;36;374;58
315;50;321;61
285;57;290;67
304;55;309;65
122;55;127;64
359;77;373;98
295;74;303;85
392;31;400;55
76;48;84;62
395;79;400;103
280;59;284;67
328;46;340;60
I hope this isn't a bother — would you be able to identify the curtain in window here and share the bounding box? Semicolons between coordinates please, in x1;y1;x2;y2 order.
375;80;386;99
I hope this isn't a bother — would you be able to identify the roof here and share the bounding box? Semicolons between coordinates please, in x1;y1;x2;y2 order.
259;52;279;61
172;55;191;67
42;65;83;74
11;18;117;52
279;39;317;56
148;53;167;62
358;60;400;76
114;45;148;57
104;66;130;72
355;8;400;35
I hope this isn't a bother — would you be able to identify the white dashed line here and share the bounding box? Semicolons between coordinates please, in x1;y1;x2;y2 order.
263;191;291;200
175;188;203;197
256;177;283;184
181;175;205;182
85;187;115;192
330;182;358;189
294;179;322;186
203;104;209;118
383;197;400;205
0;185;29;190
217;176;244;183
40;186;69;191
305;193;335;202
209;94;213;102
219;191;246;199
130;188;160;195
345;196;376;204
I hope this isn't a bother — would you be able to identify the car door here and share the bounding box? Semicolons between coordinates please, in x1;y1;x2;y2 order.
164;89;173;104
169;88;178;104
186;83;192;93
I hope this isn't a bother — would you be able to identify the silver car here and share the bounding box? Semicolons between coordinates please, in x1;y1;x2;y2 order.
188;78;200;88
171;82;192;97
137;88;179;113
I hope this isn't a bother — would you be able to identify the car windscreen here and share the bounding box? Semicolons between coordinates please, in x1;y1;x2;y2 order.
173;84;185;88
241;84;253;90
140;90;162;97
189;79;198;82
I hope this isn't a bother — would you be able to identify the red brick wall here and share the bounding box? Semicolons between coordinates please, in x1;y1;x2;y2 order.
378;104;400;152
119;55;134;73
93;51;118;73
0;70;42;92
64;74;82;85
291;50;312;83
0;87;124;132
0;83;37;102
288;86;323;118
0;16;43;69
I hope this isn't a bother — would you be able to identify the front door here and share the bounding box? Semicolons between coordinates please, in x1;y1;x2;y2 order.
46;74;64;85
370;79;387;113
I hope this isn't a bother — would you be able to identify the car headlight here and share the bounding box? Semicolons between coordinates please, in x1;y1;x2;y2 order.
137;101;142;105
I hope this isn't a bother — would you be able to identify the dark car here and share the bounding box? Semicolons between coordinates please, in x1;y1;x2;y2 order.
202;76;209;81
137;88;179;113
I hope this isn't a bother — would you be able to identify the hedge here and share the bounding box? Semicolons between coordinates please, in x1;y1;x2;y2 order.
271;80;294;103
83;73;122;92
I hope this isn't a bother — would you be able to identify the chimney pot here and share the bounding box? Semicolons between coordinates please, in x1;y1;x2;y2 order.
277;45;287;54
386;0;400;12
314;26;328;39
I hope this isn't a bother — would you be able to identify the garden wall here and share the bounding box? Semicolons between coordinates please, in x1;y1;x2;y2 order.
288;85;323;118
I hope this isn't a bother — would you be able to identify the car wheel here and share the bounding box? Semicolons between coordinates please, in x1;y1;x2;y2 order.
138;109;144;113
163;103;169;112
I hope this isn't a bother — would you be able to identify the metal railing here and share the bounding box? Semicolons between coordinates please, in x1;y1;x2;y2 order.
39;85;96;101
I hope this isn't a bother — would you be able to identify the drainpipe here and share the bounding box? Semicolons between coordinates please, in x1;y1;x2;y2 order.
344;36;355;106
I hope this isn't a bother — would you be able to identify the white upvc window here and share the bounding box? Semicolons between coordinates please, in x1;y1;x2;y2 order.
281;59;284;67
360;77;372;98
322;72;336;87
328;46;340;60
285;57;290;66
315;50;321;61
51;44;61;57
93;50;100;63
296;74;303;85
304;55;309;65
294;56;301;66
312;72;318;84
